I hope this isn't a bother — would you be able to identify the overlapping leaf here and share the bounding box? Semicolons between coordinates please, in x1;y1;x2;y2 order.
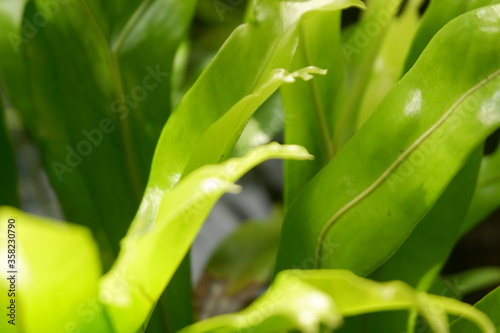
276;5;500;278
180;269;494;333
430;267;500;300
147;0;364;195
356;0;423;127
0;0;198;263
365;149;482;332
233;94;285;156
100;143;313;333
462;144;500;235
183;67;326;175
281;8;347;205
331;0;403;152
451;285;500;332
131;2;360;328
404;0;500;72
282;0;422;205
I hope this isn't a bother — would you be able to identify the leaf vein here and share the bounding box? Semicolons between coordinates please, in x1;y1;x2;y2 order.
315;69;500;265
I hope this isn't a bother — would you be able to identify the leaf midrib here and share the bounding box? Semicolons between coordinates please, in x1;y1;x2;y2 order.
76;0;146;202
111;0;153;54
315;69;500;265
299;21;334;161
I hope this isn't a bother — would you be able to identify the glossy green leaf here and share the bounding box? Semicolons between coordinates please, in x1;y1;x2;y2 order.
371;148;481;286
183;66;326;175
332;0;402;152
179;269;494;333
281;9;345;205
366;148;482;332
404;0;500;73
148;0;364;195
276;5;500;277
282;0;421;205
1;2;198;331
100;143;313;333
451;285;500;332
233;94;285;156
138;3;359;328
356;0;423;128
462;145;500;236
149;59;324;333
0;206;111;333
97;2;359;331
0;96;18;207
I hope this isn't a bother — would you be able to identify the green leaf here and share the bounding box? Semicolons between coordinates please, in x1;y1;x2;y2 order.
0;95;19;207
430;267;500;301
281;8;345;205
150;258;194;333
148;0;364;195
371;148;481;287
280;0;422;206
404;0;500;73
356;0;423;128
451;285;500;332
0;0;30;110
99;143;313;333
276;5;500;277
179;269;495;333
332;0;402;152
139;4;360;328
462;145;500;236
0;0;197;263
1;2;198;331
232;94;285;156
365;148;482;332
183;66;326;175
0;206;112;333
129;2;358;330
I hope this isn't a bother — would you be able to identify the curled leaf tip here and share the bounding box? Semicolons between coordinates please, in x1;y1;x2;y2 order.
350;0;366;10
292;66;328;81
274;143;315;160
358;3;367;9
305;66;328;75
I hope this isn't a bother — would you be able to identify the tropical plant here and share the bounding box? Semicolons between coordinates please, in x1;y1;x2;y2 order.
0;0;499;332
